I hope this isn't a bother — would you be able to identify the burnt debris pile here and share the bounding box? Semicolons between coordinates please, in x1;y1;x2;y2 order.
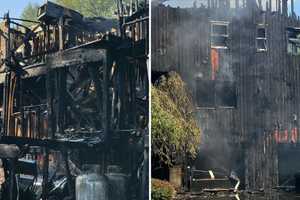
0;1;148;200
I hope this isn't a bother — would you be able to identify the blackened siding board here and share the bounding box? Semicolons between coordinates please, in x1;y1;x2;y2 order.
152;4;300;189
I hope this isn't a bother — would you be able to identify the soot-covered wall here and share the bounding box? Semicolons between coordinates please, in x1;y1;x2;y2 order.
152;3;300;189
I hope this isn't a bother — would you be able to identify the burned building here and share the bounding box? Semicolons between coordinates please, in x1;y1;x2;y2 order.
152;0;300;190
0;1;148;200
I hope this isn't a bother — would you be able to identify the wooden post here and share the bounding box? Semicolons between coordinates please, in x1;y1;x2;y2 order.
57;67;66;134
42;148;49;200
103;48;110;141
129;61;136;128
59;17;64;50
8;159;16;200
87;63;103;129
63;150;74;198
46;70;55;139
2;15;10;137
3;72;10;136
118;58;126;129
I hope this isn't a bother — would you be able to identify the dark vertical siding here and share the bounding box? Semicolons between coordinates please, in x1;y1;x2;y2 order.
152;4;300;189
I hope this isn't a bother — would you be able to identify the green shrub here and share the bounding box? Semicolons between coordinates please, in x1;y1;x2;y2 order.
151;179;175;200
152;72;201;166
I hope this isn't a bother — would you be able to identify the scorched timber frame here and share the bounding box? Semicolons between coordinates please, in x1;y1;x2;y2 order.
0;1;149;200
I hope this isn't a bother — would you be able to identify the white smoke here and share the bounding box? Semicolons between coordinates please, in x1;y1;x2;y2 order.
154;0;295;12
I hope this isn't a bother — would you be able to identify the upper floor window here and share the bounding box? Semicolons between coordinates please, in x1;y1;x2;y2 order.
196;79;237;108
211;21;229;49
287;27;300;56
256;25;267;52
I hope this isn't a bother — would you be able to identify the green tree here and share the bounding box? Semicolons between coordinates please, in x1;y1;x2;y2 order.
152;72;201;166
20;3;39;27
55;0;124;18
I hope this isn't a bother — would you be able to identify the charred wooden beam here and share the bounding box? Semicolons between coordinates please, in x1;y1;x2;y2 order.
0;135;104;149
45;48;106;69
0;48;106;83
0;64;46;83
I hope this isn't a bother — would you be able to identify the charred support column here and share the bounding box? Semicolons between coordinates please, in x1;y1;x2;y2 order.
46;70;55;139
103;48;111;141
18;76;25;138
42;68;56;199
118;57;126;129
141;133;149;199
42;148;49;200
2;72;10;136
102;47;111;172
2;14;11;137
128;60;137;128
87;62;103;129
63;150;74;198
8;158;17;200
56;67;67;134
59;17;65;50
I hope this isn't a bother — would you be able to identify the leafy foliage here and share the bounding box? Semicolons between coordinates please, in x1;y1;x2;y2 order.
21;0;134;25
55;0;129;18
20;3;39;27
151;179;175;200
152;72;200;166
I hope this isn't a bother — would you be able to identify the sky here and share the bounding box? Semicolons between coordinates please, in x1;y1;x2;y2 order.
0;0;45;18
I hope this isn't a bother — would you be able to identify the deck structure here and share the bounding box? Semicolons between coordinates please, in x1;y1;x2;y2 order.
0;1;148;199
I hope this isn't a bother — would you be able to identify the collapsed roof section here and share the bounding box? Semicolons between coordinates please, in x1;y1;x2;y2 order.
37;1;118;34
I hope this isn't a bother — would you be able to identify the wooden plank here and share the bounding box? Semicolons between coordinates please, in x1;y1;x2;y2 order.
0;48;106;83
45;48;106;68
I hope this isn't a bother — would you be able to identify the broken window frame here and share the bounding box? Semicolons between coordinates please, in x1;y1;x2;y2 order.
195;79;237;108
286;27;300;56
210;21;229;49
256;24;268;52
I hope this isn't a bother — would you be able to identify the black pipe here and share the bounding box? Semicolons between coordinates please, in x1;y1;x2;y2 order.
0;17;40;24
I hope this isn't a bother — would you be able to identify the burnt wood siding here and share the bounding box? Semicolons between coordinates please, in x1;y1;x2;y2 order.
152;5;300;189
